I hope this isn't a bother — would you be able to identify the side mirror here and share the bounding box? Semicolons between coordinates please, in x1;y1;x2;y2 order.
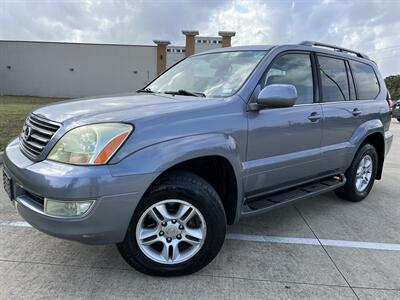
256;84;297;109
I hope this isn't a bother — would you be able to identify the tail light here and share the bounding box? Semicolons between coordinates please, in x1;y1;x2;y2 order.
387;92;393;113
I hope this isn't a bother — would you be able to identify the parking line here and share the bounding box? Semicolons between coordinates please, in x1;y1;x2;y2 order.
319;239;400;251
1;220;400;251
0;220;31;227
226;233;400;251
226;233;320;246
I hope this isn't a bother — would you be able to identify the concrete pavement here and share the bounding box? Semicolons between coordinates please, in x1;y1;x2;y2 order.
0;120;399;299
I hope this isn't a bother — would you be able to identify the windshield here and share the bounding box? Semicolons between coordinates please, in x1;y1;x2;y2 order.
146;51;267;98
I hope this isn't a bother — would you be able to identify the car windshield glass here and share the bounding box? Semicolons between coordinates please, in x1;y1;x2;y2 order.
146;50;267;98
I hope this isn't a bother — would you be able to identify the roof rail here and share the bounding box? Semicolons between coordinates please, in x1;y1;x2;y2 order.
300;41;370;59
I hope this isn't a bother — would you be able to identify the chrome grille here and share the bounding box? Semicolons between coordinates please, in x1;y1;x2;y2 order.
20;113;60;160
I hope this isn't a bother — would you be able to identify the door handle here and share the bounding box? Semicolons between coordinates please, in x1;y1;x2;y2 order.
352;108;362;116
308;112;321;122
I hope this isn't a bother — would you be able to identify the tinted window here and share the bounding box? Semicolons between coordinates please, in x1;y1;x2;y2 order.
350;61;380;100
261;53;314;104
318;56;349;102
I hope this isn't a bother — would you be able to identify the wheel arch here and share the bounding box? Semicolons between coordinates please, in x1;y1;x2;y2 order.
360;132;385;180
111;133;244;224
149;155;239;224
349;119;386;180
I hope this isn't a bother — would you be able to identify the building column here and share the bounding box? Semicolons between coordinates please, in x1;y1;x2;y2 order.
153;40;170;75
218;31;236;47
182;30;199;57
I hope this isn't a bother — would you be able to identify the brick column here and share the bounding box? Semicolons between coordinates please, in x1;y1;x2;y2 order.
218;31;236;47
182;30;199;57
153;40;170;75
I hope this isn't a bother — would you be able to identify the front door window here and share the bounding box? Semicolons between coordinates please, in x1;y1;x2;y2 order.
260;53;314;105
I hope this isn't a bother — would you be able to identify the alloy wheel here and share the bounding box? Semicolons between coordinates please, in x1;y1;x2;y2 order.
136;199;206;264
355;154;373;192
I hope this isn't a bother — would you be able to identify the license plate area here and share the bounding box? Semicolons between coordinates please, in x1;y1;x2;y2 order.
2;171;14;200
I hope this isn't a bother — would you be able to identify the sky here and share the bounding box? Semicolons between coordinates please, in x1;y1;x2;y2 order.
0;0;399;77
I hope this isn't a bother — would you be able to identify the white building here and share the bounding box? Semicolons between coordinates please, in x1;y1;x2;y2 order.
194;36;223;53
0;41;157;98
166;46;186;68
0;30;235;98
165;36;223;68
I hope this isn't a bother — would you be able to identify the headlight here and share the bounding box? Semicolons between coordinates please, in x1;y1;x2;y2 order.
48;123;132;165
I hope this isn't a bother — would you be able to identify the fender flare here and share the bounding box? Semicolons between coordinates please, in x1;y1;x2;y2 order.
349;119;384;149
108;133;244;222
348;119;385;178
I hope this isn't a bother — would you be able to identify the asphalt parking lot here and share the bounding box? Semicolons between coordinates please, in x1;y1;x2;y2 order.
0;120;399;300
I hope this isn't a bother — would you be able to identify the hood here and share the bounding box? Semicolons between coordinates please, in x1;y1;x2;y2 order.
33;93;223;125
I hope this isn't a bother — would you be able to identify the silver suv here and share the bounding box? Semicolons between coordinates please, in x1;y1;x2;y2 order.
3;41;393;276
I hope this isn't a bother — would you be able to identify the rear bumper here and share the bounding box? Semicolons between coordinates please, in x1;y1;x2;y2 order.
3;138;158;244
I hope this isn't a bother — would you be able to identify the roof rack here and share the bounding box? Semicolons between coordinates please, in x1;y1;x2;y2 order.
299;41;370;59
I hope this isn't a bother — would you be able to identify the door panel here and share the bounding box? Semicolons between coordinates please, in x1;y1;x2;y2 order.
245;104;323;195
320;101;368;174
320;59;383;175
245;52;322;196
317;55;373;175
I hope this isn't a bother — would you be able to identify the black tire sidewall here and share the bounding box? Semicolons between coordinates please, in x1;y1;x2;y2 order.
118;173;227;276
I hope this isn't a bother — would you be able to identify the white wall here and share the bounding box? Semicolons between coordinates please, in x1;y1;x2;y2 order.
194;37;222;54
166;47;185;68
0;41;157;98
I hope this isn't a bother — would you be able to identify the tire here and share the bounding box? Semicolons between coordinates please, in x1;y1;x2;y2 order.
117;171;227;276
335;143;378;202
397;118;400;122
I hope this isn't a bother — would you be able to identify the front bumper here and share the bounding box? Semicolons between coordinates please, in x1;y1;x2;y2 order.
3;138;158;244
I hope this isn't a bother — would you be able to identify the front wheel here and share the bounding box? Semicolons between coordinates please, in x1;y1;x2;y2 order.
117;171;226;276
335;143;378;202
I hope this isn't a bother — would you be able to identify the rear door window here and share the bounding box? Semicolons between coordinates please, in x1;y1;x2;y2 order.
318;56;350;102
349;61;380;100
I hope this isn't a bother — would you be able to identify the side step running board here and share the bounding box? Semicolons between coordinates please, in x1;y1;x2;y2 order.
242;175;346;216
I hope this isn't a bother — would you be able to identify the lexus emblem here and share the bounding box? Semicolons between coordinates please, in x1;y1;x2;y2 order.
23;125;32;139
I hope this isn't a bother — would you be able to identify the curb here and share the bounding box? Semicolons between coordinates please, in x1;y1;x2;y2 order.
0;152;3;164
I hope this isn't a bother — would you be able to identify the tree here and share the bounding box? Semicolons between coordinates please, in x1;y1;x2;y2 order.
384;75;400;101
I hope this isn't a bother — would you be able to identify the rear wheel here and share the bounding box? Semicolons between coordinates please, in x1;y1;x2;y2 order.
335;143;378;202
117;171;226;276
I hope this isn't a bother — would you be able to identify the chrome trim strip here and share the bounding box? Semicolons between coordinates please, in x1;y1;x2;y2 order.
28;116;59;131
16;195;45;215
20;113;61;160
31;113;61;127
25;119;54;136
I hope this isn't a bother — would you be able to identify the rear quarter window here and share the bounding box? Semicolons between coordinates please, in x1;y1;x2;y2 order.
350;61;380;100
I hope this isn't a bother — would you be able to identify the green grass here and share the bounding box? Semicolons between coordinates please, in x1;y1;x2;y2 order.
0;96;66;152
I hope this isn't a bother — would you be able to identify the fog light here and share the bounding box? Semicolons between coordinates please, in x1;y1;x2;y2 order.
44;199;94;217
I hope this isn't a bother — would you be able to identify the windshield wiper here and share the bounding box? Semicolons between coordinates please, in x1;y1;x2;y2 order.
164;89;206;97
137;88;155;93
